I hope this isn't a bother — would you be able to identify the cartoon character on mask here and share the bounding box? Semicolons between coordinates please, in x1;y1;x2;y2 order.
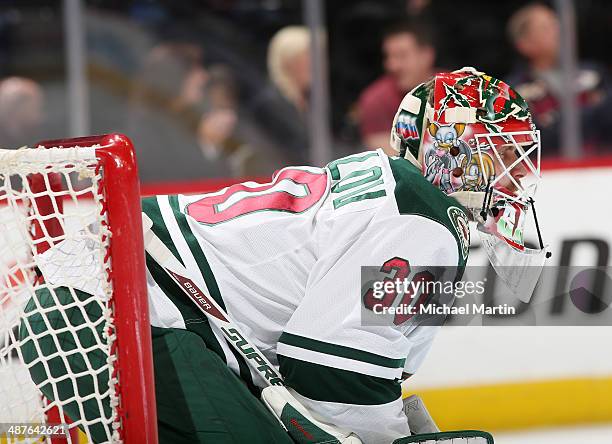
424;122;473;193
462;152;495;191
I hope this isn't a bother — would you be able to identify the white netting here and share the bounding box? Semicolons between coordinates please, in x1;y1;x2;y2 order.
0;147;121;443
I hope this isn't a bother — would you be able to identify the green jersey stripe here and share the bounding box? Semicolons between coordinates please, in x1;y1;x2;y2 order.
278;355;401;406
167;195;257;391
141;197;183;265
143;199;235;372
279;332;406;369
145;253;227;360
168;195;225;309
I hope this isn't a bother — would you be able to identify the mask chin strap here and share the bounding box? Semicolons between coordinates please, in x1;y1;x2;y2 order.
529;197;552;258
479;184;494;221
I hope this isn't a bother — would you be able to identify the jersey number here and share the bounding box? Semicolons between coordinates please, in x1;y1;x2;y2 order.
328;152;387;209
363;257;434;325
186;168;328;225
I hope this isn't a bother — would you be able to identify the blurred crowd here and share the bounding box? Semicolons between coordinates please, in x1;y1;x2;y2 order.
0;0;611;183
354;1;612;156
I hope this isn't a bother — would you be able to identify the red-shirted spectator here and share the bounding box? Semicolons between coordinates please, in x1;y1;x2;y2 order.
506;3;612;154
357;21;435;154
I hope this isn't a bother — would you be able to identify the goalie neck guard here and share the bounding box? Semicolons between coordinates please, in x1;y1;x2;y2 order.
390;67;550;300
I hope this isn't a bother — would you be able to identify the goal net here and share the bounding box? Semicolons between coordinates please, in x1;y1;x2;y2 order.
0;135;156;444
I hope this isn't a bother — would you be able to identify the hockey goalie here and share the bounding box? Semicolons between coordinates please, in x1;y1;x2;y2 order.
21;68;548;443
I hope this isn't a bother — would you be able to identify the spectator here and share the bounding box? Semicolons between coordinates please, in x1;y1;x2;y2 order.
128;42;232;181
268;26;311;114
357;21;435;154
197;65;266;176
507;2;612;154
248;26;311;166
0;77;45;148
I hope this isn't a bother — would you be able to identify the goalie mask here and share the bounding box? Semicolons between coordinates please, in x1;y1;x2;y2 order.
390;67;550;301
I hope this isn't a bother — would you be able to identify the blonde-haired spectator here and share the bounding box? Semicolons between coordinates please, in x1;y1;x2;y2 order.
247;26;312;165
267;26;311;113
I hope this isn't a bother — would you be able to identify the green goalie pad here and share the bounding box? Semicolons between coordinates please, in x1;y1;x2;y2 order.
392;430;494;444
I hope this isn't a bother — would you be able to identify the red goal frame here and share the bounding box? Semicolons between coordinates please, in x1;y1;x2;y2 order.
30;133;157;444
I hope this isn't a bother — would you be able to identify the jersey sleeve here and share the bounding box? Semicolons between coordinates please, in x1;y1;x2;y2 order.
402;325;439;376
277;202;462;443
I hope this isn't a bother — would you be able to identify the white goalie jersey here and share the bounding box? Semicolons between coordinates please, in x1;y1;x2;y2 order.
141;149;469;443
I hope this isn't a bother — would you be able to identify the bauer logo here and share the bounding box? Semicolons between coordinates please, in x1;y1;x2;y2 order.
167;270;229;322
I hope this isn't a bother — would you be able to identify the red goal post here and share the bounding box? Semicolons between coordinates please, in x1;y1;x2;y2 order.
0;134;157;443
